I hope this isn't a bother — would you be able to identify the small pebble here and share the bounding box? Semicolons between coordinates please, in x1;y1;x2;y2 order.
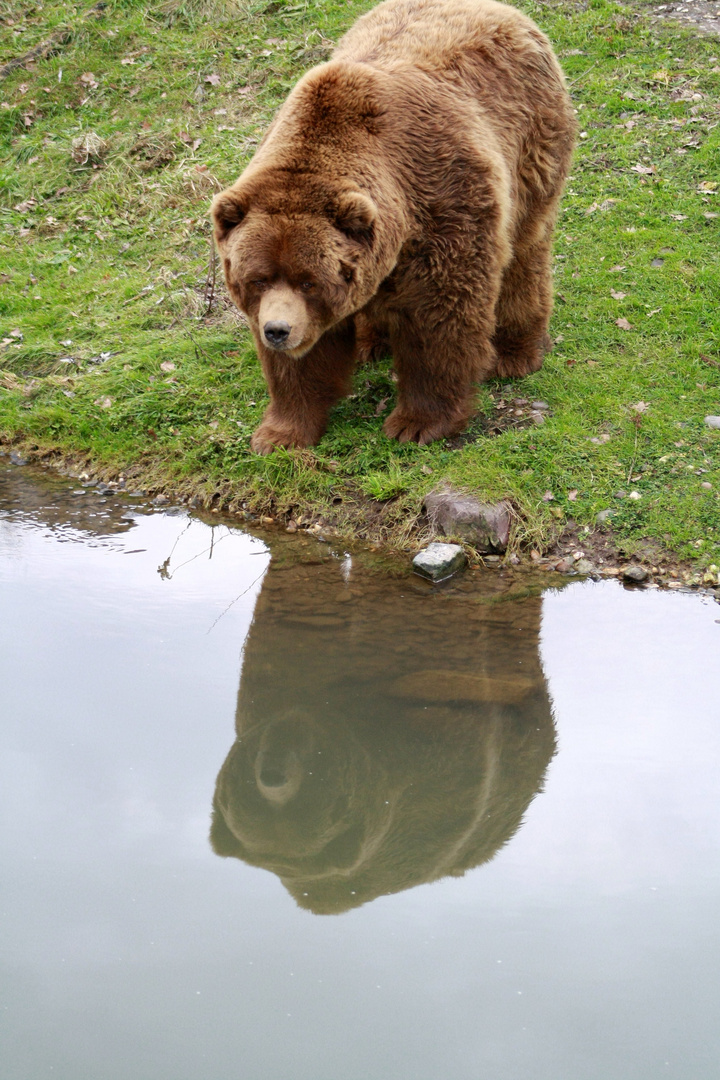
596;508;614;526
531;401;550;411
704;416;720;430
701;481;713;490
629;491;642;500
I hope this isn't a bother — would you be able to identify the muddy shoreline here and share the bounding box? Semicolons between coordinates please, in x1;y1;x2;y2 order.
3;439;716;600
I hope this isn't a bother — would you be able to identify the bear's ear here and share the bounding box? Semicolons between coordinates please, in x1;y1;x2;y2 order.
212;190;249;242
333;191;376;245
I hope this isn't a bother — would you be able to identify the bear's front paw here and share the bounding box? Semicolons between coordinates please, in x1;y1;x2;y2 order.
250;420;316;455
383;408;463;446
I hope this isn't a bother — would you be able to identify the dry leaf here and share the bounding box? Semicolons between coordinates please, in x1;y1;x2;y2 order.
160;361;176;372
697;181;717;192
94;396;113;409
631;163;656;175
616;318;633;331
568;489;578;501
630;401;650;413
204;73;221;86
609;265;626;272
610;289;626;300
542;491;554;501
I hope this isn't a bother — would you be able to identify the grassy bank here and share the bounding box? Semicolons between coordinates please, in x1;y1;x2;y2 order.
1;0;719;566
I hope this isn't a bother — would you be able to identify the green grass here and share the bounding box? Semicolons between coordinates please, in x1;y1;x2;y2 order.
0;0;719;563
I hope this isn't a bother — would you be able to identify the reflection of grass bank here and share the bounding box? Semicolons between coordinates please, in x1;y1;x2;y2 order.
0;0;719;569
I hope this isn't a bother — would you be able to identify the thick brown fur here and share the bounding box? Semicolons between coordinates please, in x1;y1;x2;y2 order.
212;0;576;453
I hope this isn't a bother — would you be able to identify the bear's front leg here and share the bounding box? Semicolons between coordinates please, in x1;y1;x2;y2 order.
251;320;356;455
383;313;496;446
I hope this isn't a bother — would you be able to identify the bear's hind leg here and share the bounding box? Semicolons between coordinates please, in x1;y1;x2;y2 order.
492;209;557;380
383;314;494;445
251;319;356;454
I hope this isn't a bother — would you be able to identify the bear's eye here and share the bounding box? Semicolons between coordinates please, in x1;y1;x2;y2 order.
299;281;315;293
251;278;268;290
340;264;354;284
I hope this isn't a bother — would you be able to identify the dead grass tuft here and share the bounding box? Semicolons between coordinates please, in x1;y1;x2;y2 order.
70;131;108;166
157;0;245;25
129;133;177;172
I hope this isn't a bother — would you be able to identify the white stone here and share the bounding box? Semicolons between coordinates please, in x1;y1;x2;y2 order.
412;542;467;581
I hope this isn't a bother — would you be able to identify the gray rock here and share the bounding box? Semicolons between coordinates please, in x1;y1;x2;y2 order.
596;508;614;526
574;558;595;575
623;564;649;584
424;484;512;552
413;542;467;582
704;416;720;430
531;401;550;411
9;451;27;466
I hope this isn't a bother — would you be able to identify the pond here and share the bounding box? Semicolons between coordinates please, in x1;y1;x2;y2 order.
1;459;719;1080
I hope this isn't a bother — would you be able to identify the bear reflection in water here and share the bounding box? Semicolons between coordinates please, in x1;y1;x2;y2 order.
210;548;556;914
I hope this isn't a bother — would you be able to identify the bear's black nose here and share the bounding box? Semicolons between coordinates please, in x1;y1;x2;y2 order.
263;321;291;347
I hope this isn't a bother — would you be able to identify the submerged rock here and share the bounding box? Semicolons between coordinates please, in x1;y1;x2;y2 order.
9;451;27;466
623;564;649;584
412;542;467;581
424;484;512;552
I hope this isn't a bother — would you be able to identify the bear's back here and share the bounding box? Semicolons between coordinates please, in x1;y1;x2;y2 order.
334;0;559;78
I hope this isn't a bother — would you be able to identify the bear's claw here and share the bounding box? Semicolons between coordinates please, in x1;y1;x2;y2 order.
383;409;461;445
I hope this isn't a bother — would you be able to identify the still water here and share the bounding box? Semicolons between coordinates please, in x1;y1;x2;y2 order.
1;461;719;1080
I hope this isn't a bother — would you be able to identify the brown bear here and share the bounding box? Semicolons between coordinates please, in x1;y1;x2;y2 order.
212;0;576;454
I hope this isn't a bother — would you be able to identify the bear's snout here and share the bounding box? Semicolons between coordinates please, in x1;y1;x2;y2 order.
263;320;291;349
254;744;303;804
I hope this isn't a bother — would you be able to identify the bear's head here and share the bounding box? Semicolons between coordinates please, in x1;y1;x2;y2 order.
212;178;381;358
